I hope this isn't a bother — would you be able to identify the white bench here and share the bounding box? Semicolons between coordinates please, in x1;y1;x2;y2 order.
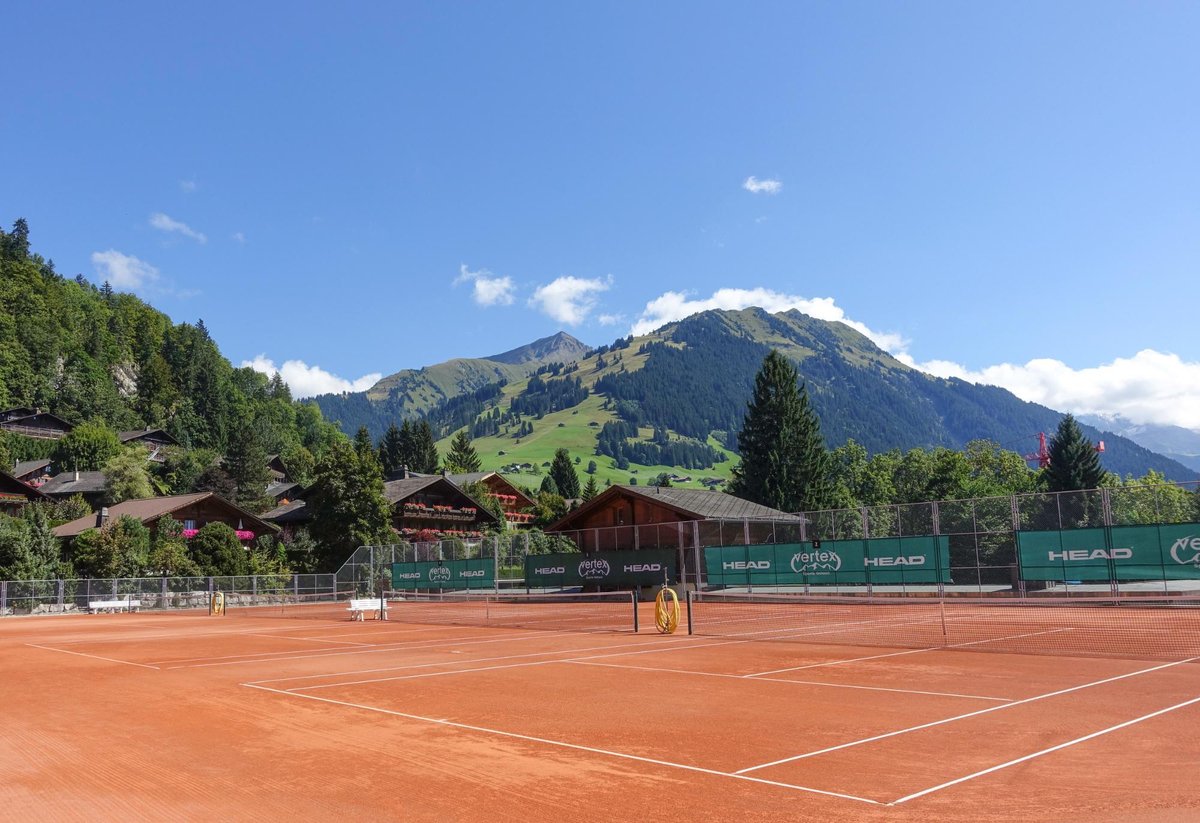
88;599;141;614
347;598;384;621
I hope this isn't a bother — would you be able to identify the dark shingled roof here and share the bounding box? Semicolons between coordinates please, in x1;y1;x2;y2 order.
41;471;108;496
12;459;52;478
261;499;310;524
0;471;48;500
52;492;278;539
547;485;803;532
118;428;180;445
382;476;501;524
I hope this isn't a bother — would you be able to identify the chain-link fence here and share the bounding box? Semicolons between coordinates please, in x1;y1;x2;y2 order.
345;481;1200;598
0;574;337;616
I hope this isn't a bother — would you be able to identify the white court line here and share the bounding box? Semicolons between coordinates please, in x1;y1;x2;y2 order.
246;633;375;647
564;660;1013;702
275;634;701;689
165;629;575;669
892;694;1200;804
288;660;559;690
734;654;1200;775
744;628;1074;677
242;683;882;805
25;643;160;670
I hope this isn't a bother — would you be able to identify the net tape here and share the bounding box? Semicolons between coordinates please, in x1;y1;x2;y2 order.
384;590;639;633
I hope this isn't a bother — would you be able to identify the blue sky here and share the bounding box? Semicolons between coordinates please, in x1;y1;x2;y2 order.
4;2;1199;428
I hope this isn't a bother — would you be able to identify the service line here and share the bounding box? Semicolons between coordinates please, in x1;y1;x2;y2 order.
243;682;882;806
734;654;1200;775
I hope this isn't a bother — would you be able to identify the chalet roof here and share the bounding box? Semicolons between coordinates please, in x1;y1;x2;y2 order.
266;481;302;500
12;459;52;478
118;428;180;446
546;485;804;533
408;470;536;507
0;471;48;501
382;476;501;524
0;411;74;431
52;492;279;539
261;499;310;524
41;471;108;496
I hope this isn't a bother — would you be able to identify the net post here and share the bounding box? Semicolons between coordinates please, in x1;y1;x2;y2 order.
631;590;639;633
685;590;694;635
939;598;947;645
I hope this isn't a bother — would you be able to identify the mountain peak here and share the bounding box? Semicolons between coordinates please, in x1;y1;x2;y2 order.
486;331;589;366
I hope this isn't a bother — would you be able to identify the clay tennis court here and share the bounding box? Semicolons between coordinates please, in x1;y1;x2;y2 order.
3;594;1199;822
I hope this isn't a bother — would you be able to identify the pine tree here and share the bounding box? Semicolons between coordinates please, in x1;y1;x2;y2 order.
378;422;406;476
353;425;375;461
539;475;559;495
224;422;271;507
1045;414;1107;493
728;350;834;513
549;448;580;498
581;475;599;502
444;430;482;473
411;420;440;473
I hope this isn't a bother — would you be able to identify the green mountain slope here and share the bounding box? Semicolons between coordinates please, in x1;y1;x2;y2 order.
317;307;1198;487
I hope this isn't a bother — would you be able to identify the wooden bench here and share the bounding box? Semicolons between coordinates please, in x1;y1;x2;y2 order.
347;598;384;621
88;599;141;614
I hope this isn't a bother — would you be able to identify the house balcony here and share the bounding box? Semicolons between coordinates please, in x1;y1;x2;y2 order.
401;503;479;522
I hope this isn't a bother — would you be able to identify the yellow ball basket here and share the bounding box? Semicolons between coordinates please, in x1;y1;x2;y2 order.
654;586;679;634
209;591;226;616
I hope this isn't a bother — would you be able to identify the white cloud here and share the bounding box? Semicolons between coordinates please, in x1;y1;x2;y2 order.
242;355;382;399
743;176;782;195
90;250;160;290
232;231;246;244
630;287;908;353
911;350;1200;431
454;264;515;306
529;275;613;325
597;313;625;327
180;179;197;193
149;212;207;243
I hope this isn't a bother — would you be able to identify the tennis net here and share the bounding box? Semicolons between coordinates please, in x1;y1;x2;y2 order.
686;591;1200;661
224;589;359;620
383;590;639;633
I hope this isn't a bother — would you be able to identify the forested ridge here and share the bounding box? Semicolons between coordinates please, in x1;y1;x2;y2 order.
0;219;343;470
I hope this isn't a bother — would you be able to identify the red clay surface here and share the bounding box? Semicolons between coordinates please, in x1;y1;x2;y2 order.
3;602;1199;822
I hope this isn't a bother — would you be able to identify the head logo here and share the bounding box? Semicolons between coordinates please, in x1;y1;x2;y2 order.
428;565;452;582
1170;536;1200;568
578;558;611;580
791;550;842;574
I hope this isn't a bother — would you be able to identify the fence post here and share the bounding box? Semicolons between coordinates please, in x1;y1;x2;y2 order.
57;578;64;607
2;580;7;613
252;575;258;596
692;521;702;592
293;575;299;597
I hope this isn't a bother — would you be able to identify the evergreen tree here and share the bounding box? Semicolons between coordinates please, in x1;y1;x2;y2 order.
728;350;834;513
1045;414;1108;493
410;420;439;473
444;430;482;473
378;422;406;476
539;475;559;496
549;448;580;499
581;475;600;502
353;425;375;461
586;459;597;475
224;421;271;507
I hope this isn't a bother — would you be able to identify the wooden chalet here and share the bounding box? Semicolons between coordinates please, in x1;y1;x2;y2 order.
39;470;108;508
12;458;54;486
119;428;179;461
546;485;803;550
265;454;290;483
0;408;74;440
0;471;49;516
52;492;278;544
411;470;538;528
384;475;500;541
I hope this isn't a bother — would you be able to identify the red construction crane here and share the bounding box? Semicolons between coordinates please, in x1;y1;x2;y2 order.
1024;432;1105;469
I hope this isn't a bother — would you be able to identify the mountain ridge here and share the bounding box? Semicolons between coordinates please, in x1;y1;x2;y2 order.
314;306;1198;484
